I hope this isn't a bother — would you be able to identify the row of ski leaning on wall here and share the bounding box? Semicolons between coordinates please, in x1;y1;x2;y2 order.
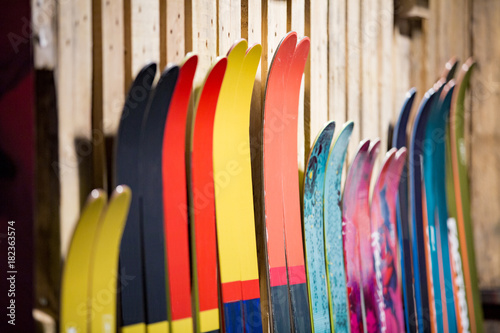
59;31;481;333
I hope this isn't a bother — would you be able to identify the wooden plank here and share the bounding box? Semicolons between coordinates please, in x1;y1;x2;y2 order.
100;0;125;135
161;0;185;68
392;20;411;122
378;0;393;152
471;0;500;289
32;0;57;70
306;0;328;154
57;0;93;257
408;21;427;129
328;0;346;126
346;0;361;160
218;0;241;55
126;0;160;84
187;0;217;85
290;0;306;174
360;0;379;143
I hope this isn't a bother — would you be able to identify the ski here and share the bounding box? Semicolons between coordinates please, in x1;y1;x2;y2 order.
437;81;470;332
370;148;407;332
188;57;227;333
162;55;198;332
303;121;336;332
262;32;296;332
324;121;354;333
90;186;132;332
115;63;157;333
409;89;436;332
392;88;416;332
60;189;107;333
343;139;370;333
448;58;483;333
282;35;312;333
213;40;263;333
423;79;458;332
139;64;180;332
357;139;381;332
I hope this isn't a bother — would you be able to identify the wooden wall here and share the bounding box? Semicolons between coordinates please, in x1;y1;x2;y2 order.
32;0;500;328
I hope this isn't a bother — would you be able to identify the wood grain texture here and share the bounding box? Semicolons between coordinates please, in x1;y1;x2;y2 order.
378;0;393;153
128;0;160;80
163;0;185;67
290;0;306;174
218;0;241;55
307;0;328;152
188;0;217;85
101;0;125;135
346;0;362;161
328;0;347;127
57;0;93;256
471;0;500;289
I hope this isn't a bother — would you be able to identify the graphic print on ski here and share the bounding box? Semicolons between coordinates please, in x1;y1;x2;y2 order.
60;190;106;333
162;55;198;332
324;121;354;333
357;139;381;333
282;35;312;333
370;148;407;333
448;59;483;333
188;58;227;333
262;31;312;332
423;80;458;332
262;32;295;332
438;81;470;333
409;89;437;332
90;186;131;333
303;121;335;332
213;40;263;333
343;139;370;333
138;64;180;333
392;88;416;332
115;63;158;333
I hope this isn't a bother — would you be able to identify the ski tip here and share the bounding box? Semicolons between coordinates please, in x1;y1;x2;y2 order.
396;147;408;162
113;184;132;203
182;53;199;68
226;39;248;58
359;138;371;152
343;120;354;131
89;188;107;201
406;87;417;99
369;138;381;156
246;43;262;59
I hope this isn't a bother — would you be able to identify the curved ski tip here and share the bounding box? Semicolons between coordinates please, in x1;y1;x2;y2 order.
113;184;132;203
285;30;298;39
463;57;476;71
297;35;311;47
90;188;106;200
181;53;199;68
396;147;408;161
138;62;157;78
385;147;398;159
359;138;371;152
369;138;381;154
442;80;456;98
213;57;228;71
226;39;248;57
246;43;262;58
322;120;336;134
342;120;355;131
406;87;417;99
